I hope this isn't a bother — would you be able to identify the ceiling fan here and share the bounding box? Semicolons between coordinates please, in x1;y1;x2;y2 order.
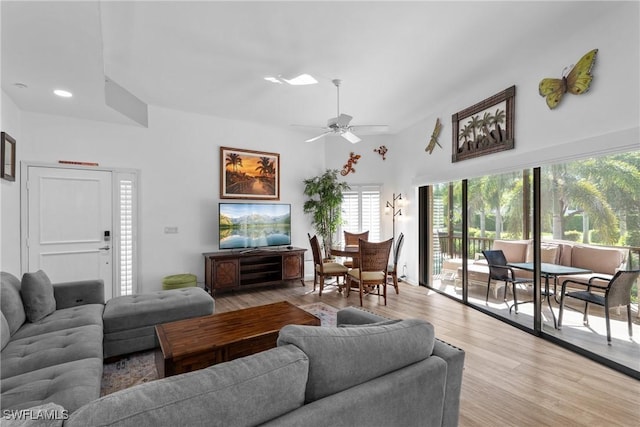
295;79;389;144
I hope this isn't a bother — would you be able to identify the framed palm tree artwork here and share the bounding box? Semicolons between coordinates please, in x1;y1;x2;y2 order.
220;146;280;200
451;85;515;163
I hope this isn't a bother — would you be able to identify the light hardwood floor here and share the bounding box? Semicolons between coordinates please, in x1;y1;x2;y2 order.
213;280;640;427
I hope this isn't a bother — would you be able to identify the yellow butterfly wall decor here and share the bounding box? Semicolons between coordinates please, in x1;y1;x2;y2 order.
539;48;598;110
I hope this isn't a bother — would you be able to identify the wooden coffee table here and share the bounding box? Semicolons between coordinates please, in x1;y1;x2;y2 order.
154;301;320;377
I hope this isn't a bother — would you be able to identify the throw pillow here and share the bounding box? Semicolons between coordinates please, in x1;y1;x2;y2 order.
21;270;57;322
0;272;26;334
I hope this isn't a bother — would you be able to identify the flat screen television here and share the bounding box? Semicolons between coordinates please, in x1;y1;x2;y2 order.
219;202;291;250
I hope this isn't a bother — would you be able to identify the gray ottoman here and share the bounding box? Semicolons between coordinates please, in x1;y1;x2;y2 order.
102;287;214;358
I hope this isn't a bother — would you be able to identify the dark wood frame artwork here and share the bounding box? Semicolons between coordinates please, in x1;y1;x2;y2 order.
1;132;16;181
452;85;515;163
220;146;280;200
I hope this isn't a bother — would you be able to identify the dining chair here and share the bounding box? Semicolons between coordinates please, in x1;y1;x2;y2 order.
482;249;534;312
558;270;640;344
309;234;349;296
347;238;393;306
342;231;369;268
387;232;405;294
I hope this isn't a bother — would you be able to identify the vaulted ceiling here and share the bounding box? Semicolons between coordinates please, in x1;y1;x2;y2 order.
1;1;611;137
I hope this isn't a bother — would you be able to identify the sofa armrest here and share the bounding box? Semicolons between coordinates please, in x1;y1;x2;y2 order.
433;338;465;427
53;280;105;309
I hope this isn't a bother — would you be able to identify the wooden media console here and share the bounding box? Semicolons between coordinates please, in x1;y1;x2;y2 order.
203;247;306;295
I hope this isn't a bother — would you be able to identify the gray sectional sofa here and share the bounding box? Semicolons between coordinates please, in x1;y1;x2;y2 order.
0;270;214;414
2;270;465;426
39;307;463;427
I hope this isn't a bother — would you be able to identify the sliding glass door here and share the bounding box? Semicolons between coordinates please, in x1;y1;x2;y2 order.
421;150;639;378
538;153;639;376
427;182;463;300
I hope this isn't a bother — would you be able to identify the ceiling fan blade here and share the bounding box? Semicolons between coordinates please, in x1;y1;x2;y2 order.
305;131;332;142
349;124;390;134
341;131;361;144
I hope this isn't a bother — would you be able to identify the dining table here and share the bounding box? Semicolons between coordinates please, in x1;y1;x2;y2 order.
507;262;593;328
330;245;359;268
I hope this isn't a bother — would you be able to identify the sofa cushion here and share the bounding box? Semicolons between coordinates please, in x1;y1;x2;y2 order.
492;240;528;263
525;242;560;264
277;319;435;403
21;270;57;323
1;311;10;351
571;245;625;275
0;358;103;414
553;242;572;266
1;325;103;379
11;304;104;341
1;272;26;335
66;345;309;427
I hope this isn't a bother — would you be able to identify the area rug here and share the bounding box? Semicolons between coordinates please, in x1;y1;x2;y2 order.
298;302;339;327
100;350;157;396
100;302;339;396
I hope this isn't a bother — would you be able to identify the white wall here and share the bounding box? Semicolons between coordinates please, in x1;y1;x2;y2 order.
8;105;324;291
325;3;640;285
1;92;23;275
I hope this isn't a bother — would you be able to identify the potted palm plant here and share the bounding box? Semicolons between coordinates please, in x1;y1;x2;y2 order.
303;169;350;256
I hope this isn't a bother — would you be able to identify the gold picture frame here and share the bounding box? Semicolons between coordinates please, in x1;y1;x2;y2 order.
452;86;515;163
1;132;16;182
220;146;280;200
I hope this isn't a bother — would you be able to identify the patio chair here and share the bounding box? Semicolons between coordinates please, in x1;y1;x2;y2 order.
482;249;534;312
347;238;393;306
558;270;640;344
309;234;349;296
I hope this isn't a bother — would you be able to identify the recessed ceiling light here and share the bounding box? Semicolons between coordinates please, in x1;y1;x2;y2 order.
53;89;73;98
264;74;318;86
283;74;318;85
264;76;283;84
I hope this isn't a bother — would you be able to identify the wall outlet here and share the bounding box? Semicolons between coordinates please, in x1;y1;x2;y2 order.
164;226;179;234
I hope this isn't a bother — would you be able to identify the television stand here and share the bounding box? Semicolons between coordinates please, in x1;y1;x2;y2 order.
203;247;306;295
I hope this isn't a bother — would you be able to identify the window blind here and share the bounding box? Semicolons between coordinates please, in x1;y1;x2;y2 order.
116;173;137;296
340;185;381;242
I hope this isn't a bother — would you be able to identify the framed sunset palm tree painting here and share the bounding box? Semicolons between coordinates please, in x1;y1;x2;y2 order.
220;146;280;200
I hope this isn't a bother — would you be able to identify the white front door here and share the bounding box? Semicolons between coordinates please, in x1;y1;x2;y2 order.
25;166;114;300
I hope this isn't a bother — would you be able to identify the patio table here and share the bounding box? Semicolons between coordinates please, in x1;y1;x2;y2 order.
507;262;593;329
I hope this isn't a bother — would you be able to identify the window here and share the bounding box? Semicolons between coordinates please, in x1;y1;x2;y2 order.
340;185;381;242
115;172;138;296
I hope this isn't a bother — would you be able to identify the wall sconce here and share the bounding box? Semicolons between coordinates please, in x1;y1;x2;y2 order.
385;193;402;242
